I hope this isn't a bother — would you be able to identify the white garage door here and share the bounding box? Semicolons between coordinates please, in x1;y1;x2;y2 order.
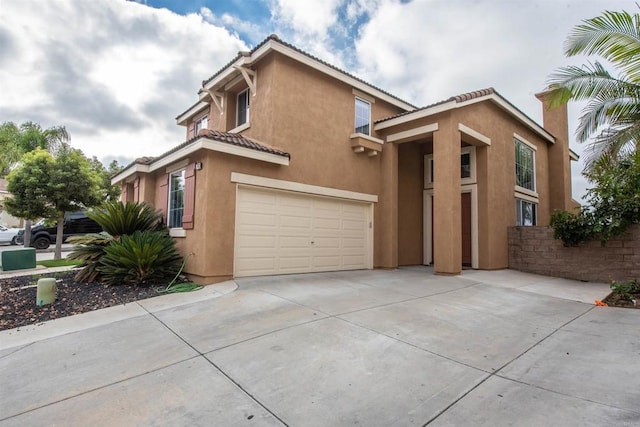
234;186;372;277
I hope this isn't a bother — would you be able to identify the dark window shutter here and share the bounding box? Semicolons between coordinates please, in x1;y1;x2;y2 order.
158;173;169;226
182;163;196;229
121;183;129;203
133;177;140;202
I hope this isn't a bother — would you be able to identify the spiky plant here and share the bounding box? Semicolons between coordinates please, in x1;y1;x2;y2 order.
97;230;183;286
67;232;113;282
68;201;166;283
88;201;164;238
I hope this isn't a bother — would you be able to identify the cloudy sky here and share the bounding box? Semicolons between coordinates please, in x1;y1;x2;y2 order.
0;0;631;200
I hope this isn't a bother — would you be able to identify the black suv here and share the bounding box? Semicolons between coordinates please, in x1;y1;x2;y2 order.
16;212;102;249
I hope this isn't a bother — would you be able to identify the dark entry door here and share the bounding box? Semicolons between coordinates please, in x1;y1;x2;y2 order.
461;192;472;266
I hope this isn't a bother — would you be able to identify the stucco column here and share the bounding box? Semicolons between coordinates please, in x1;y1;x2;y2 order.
376;141;398;268
433;116;462;275
536;91;573;211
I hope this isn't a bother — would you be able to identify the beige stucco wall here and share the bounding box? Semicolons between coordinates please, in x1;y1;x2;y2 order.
382;100;556;272
127;50;571;282
160;51;405;283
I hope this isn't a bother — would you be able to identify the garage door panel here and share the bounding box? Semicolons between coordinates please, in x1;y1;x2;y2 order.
342;237;365;249
343;255;366;267
235;186;371;277
235;257;276;276
278;256;313;271
279;235;311;249
279;215;312;230
312;255;341;268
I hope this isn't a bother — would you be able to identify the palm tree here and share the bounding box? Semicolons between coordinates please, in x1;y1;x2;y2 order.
547;10;640;170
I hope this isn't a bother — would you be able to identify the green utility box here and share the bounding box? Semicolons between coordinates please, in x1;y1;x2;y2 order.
1;248;37;271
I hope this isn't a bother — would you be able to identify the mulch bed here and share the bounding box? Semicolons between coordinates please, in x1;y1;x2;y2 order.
603;291;640;309
0;270;159;331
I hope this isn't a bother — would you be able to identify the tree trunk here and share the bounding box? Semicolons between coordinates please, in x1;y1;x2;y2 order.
23;219;32;247
55;216;64;260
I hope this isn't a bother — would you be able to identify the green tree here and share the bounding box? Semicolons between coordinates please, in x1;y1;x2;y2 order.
547;10;640;170
0;121;71;245
5;146;102;259
89;157;123;202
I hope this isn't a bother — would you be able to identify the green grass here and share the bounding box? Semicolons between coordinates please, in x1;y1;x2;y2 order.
36;259;82;268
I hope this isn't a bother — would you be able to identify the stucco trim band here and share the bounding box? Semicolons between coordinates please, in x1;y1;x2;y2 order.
386;123;438;144
458;123;491;146
230;172;378;203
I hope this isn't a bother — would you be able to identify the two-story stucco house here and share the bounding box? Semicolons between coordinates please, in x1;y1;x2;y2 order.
112;34;579;284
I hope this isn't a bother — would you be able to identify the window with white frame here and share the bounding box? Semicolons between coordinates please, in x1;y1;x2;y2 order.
424;146;476;188
237;89;250;127
354;98;371;135
515;138;535;191
516;198;537;226
168;169;186;228
194;115;208;135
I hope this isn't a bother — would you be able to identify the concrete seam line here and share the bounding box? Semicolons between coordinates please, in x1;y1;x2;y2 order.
142;306;290;426
492;374;640;415
0;354;201;422
422;306;599;425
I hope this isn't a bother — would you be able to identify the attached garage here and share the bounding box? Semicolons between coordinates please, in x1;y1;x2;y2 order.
234;184;374;277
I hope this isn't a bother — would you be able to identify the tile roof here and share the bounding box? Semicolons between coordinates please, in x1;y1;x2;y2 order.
121;130;289;173
200;34;416;108
375;88;497;124
196;129;290;158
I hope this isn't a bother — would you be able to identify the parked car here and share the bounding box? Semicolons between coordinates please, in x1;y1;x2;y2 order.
0;225;21;245
15;212;102;249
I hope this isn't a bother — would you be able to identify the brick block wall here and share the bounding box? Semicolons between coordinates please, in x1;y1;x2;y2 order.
508;225;640;283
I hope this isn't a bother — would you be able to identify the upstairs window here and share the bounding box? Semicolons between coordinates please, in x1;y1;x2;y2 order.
424;146;476;188
354;98;371;135
168;169;185;228
194;115;208;135
237;89;250;127
515;138;535;191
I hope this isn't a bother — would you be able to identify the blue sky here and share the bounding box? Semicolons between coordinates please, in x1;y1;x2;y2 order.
0;0;631;200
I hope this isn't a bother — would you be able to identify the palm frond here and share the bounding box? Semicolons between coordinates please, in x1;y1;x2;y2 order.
565;10;640;83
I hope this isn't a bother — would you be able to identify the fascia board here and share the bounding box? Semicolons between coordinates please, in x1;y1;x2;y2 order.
376;94;555;144
375;101;456;130
176;101;209;126
111;164;149;185
147;138;289;173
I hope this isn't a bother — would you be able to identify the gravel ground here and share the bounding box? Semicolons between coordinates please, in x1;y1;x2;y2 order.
0;270;160;331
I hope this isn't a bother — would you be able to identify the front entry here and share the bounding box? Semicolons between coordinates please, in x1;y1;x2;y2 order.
423;187;478;269
461;192;472;266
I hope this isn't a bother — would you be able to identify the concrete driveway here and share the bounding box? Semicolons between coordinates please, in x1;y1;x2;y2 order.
1;268;638;426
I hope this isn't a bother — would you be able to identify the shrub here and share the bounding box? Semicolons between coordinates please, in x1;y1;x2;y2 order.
549;210;595;246
610;279;640;301
68;202;166;283
88;201;163;237
97;230;183;286
67;232;113;282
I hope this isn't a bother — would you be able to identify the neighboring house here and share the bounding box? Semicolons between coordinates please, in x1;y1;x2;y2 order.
0;178;23;228
113;34;579;284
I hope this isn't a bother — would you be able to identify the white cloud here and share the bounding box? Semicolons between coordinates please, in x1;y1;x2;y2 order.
1;0;635;202
200;7;265;42
351;0;637;201
0;0;247;164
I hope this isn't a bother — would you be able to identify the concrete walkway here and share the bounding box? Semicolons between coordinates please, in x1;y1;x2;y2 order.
1;268;638;426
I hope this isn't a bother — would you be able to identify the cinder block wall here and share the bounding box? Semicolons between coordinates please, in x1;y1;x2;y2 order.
508;225;640;283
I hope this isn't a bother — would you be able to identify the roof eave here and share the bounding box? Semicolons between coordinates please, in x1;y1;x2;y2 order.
376;93;555;144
